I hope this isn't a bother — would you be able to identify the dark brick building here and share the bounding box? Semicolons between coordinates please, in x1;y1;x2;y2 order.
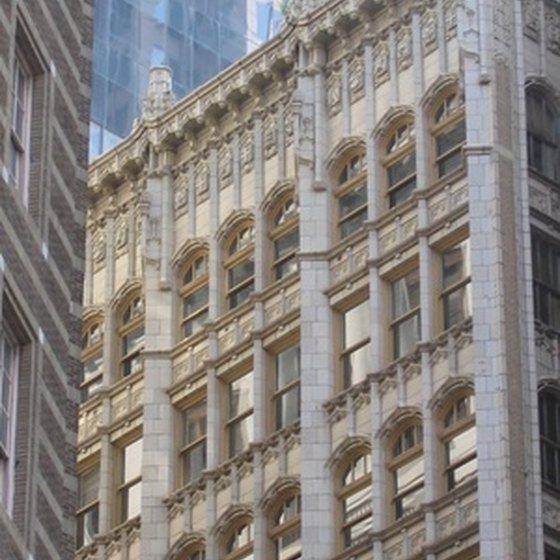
0;1;91;558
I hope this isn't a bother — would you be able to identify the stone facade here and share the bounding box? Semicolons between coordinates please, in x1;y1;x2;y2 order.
77;1;560;559
0;0;92;559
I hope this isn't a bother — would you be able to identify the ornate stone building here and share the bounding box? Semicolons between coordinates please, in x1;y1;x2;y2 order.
0;0;92;559
77;0;560;559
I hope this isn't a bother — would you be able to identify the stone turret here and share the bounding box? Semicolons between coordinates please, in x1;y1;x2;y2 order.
142;65;176;121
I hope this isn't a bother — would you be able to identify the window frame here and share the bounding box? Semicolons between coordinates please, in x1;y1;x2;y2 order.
383;120;417;208
225;369;254;459
526;87;560;184
81;318;104;402
337;451;372;551
269;195;299;282
388;422;424;520
223;520;254;560
441;239;472;330
431;92;466;181
117;437;143;524
9;51;32;199
76;464;100;549
335;152;368;240
272;344;301;431
225;223;255;310
539;389;560;490
179;398;207;486
390;268;421;359
532;232;560;331
268;492;302;560
340;299;372;389
179;253;209;339
117;294;145;378
440;393;477;492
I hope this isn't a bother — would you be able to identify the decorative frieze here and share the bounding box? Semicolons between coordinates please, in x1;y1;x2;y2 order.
397;27;413;71
263;112;279;159
219;144;233;188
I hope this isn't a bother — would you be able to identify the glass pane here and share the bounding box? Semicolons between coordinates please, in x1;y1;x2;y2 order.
228;281;254;308
79;467;100;507
449;456;478;488
276;385;300;429
228;258;255;288
443;283;472;328
387;152;416;187
228;371;254;417
124;480;142;520
184;401;207;444
123;439;143;482
395;455;424;494
276;526;301;560
77;504;99;547
340;206;367;238
229;414;254;457
394;314;420;358
343;341;371;387
442;240;470;288
447;426;476;465
344;300;369;348
183;308;209;337
339;184;367;218
275;256;298;280
343;511;372;548
436;121;466;157
389;177;417;207
83;351;103;383
437;150;463;178
392;270;420;318
396;485;424;518
183;285;209;317
275;228;299;259
123;326;144;355
276;346;300;388
82;376;103;402
183;440;206;483
343;485;371;524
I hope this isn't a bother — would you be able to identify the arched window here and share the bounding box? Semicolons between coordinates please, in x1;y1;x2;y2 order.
526;87;559;183
441;394;477;491
269;494;301;560
225;223;255;310
539;389;560;488
180;253;209;338
270;195;299;281
336;153;367;239
224;521;253;560
432;92;466;179
384;120;417;207
118;293;144;377
338;453;372;550
183;549;205;560
389;423;424;519
81;317;103;401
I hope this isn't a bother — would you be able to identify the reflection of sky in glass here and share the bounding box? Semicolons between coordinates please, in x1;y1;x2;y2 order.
90;0;283;158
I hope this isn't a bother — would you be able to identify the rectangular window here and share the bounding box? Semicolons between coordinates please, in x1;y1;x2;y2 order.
338;183;367;239
182;284;209;337
532;233;560;330
391;269;420;359
226;371;254;458
393;454;425;518
0;330;18;512
441;239;472;329
274;345;300;430
77;466;100;548
341;300;371;388
119;438;142;522
121;324;144;377
180;400;207;485
227;257;255;309
9;55;31;197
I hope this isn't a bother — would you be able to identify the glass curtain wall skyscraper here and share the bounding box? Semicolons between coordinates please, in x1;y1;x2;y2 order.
90;0;282;159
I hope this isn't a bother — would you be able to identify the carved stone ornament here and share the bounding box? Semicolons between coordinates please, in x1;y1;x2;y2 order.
92;229;105;267
115;213;128;253
174;176;189;216
422;9;438;53
284;104;294;145
373;42;390;86
195;161;209;202
327;72;342;116
219;145;233;188
397;27;413;71
546;2;560;55
240;132;254;174
523;0;540;41
264;114;278;159
349;57;365;102
444;0;458;39
494;0;512;47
